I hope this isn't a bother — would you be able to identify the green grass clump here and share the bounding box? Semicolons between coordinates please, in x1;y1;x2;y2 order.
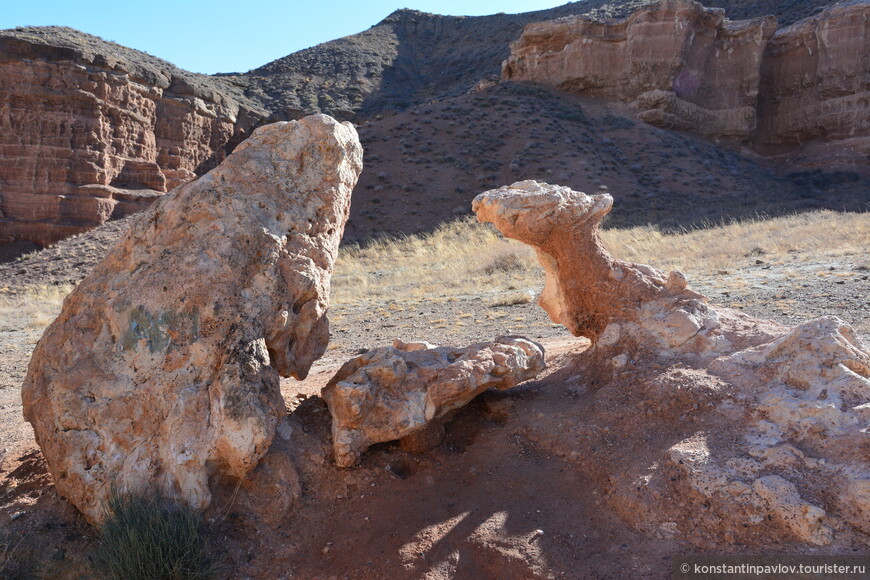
91;489;225;580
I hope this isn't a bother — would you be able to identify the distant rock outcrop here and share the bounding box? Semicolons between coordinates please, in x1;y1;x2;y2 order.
503;0;869;163
0;27;266;248
21;115;362;524
475;180;870;548
755;1;870;165
322;337;545;467
503;0;776;139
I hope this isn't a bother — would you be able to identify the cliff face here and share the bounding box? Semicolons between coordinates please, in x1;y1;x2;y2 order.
0;27;266;247
503;0;776;139
755;1;870;164
503;0;869;163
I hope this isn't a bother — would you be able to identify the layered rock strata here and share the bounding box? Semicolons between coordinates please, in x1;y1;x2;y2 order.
322;337;546;467
0;27;266;248
21;115;362;524
503;0;869;162
755;1;870;165
474;181;870;547
503;0;776;139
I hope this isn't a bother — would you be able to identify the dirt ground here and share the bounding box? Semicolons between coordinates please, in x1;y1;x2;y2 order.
1;220;867;578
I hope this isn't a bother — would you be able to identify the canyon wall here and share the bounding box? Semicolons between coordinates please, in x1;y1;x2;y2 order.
503;0;776;139
755;1;870;165
503;0;869;163
0;27;266;247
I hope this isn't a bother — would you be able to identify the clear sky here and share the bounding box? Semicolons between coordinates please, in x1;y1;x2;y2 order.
1;0;573;75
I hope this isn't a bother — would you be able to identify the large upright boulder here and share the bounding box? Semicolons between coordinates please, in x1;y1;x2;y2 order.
21;114;362;524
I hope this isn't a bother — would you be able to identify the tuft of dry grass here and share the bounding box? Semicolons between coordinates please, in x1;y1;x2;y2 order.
332;217;540;307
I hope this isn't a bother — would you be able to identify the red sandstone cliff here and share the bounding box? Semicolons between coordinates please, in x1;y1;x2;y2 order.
503;0;869;164
755;1;870;166
0;27;266;247
503;0;776;139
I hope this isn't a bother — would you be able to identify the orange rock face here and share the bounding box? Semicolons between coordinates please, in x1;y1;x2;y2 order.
503;0;869;163
755;2;870;165
503;0;776;140
0;27;265;248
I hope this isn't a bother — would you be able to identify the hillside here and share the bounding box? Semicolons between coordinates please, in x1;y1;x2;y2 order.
231;0;844;120
346;82;867;241
1;0;865;254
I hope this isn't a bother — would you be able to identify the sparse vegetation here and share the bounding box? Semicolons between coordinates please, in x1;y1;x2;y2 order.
333;210;870;307
91;489;224;580
0;529;26;578
0;284;73;329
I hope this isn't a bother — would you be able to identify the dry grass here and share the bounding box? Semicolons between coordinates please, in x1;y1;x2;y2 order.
0;284;73;329
601;210;870;273
5;211;866;327
332;217;540;306
333;210;870;306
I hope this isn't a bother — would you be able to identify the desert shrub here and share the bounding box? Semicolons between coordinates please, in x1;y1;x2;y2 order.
477;246;535;275
0;528;33;579
91;489;224;580
489;291;534;307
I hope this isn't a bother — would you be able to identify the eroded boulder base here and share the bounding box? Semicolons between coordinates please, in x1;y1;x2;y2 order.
322;337;546;468
474;181;870;549
21;114;363;524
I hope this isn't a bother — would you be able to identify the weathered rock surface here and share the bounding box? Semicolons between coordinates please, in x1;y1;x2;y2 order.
476;181;869;548
0;26;266;248
503;0;777;139
472;180;776;353
322;337;546;467
21;114;362;524
755;1;870;166
503;0;869;163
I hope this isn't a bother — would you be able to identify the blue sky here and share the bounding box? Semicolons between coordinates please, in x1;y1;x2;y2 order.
1;0;572;75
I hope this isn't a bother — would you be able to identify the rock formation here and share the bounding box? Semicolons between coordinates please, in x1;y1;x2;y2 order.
322;337;546;467
754;1;870;165
503;0;869;163
475;181;869;547
0;26;266;248
503;0;777;139
472;180;754;352
21;114;362;524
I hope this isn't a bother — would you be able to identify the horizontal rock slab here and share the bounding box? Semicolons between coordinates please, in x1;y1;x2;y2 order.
322;337;546;468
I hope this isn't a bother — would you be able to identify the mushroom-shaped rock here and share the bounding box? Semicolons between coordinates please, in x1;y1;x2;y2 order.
21;114;363;524
321;337;546;467
476;181;870;547
474;181;740;353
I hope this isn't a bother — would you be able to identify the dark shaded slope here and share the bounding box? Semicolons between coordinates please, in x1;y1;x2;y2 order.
232;4;591;120
346;83;869;241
